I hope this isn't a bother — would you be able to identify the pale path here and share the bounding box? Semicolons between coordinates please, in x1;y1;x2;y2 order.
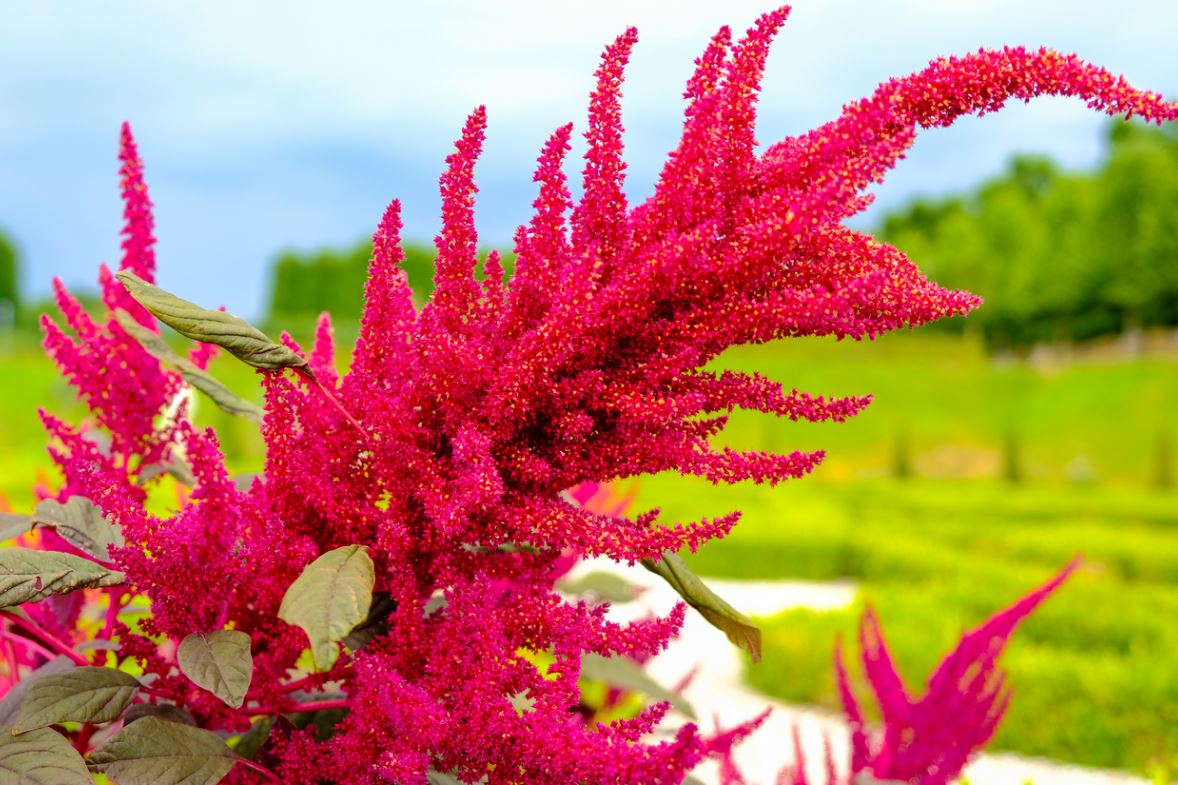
566;559;1147;785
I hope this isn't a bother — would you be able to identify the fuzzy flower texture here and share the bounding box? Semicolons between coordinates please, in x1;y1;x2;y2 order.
30;7;1178;785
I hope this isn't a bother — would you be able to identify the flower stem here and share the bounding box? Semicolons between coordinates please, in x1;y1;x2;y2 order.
100;586;126;641
0;628;57;663
242;696;350;716
273;666;353;695
0;611;88;666
236;757;283;784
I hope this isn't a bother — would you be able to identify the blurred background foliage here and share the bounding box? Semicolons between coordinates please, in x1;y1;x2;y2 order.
1;120;1176;776
882;121;1178;350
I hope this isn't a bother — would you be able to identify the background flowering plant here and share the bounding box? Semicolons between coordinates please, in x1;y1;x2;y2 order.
0;6;1174;784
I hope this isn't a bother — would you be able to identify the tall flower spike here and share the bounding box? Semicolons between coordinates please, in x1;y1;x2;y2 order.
424;106;488;334
571;28;637;266
757;46;1178;231
507;123;575;333
102;122;158;325
345;198;417;394
310;311;338;389
715;9;788;203
630;25;731;247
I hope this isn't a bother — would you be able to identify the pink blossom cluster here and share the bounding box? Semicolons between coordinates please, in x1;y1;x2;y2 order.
21;6;1178;785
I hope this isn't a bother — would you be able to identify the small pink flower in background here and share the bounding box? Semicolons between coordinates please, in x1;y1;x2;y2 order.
839;560;1079;785
716;561;1078;785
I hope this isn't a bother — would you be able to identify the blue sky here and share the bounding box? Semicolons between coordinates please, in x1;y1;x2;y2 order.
2;1;1175;319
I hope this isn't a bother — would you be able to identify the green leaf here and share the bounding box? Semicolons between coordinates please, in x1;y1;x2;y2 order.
115;309;265;423
116;271;307;372
12;666;141;734
342;592;396;652
278;545;375;671
123;703;196;726
557;571;638;603
507;689;535;714
177;630;253;709
0;549;124;609
88;716;238;785
0;725;93;785
642;552;762;663
137;456;197;488
30;496;125;560
426;770;469;785
0;513;32;543
580;653;696;719
231;716;274;761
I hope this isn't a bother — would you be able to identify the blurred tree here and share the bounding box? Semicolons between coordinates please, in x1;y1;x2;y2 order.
1097;124;1178;334
0;228;18;328
880;122;1178;350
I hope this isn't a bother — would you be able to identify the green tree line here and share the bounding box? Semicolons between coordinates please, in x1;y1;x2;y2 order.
880;121;1178;349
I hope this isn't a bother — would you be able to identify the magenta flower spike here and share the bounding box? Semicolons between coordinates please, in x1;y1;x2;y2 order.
838;560;1080;785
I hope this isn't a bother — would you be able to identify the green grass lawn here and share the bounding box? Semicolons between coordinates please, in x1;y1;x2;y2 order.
3;327;1177;773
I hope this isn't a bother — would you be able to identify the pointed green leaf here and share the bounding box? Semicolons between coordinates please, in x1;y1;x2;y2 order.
115;309;266;423
177;630;253;709
116;271;306;372
278;545;374;671
31;496;125;560
0;513;32;543
88;716;238;785
231;715;274;761
580;653;696;719
0;725;92;785
642;552;762;663
12;666;141;734
0;549;124;609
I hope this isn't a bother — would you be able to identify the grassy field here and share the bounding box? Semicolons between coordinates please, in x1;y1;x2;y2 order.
3;327;1177;774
